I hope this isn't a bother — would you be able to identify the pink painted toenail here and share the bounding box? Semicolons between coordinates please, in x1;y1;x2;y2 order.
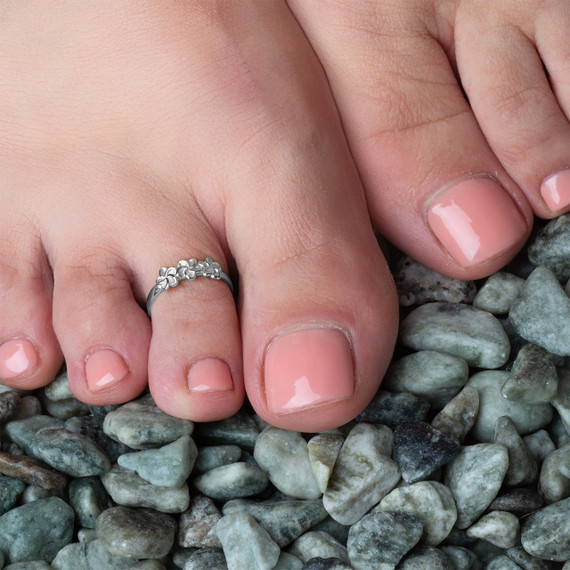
187;358;233;393
541;169;570;212
85;349;129;392
264;328;354;415
427;178;527;267
0;338;39;378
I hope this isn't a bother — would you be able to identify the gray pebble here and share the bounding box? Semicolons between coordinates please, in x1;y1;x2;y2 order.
178;494;222;549
493;416;538;486
20;485;56;504
538;445;570;503
323;423;400;525
274;551;303;569
10;395;42;420
96;506;177;559
311;518;350;546
510;266;570;356
486;555;523;569
0;497;74;563
31;426;111;477
521;497;570;561
43;369;73;401
527;214;570;280
0;451;67;489
552;367;570;434
118;434;197;488
103;394;193;450
466;511;520;549
0;392;20;423
183;548;228;570
399;302;510;368
51;539;133;570
301;558;352;570
394;256;477;306
222;497;328;548
356;390;430;428
393;420;460;483
383;350;469;409
101;464;190;513
77;528;98;543
69;476;113;528
4;562;52;570
193;461;268;501
4;415;64;456
194;412;259;449
307;433;344;494
506;546;559;570
439;546;482;570
431;386;480;443
399;545;455;569
473;272;525;314
215;511;281;570
194;445;242;474
445;443;509;528
347;511;423;570
488;488;544;518
523;430;557;463
289;531;349;565
501;344;558;404
39;391;90;421
129;561;167;570
254;427;320;499
0;476;25;516
467;371;553;441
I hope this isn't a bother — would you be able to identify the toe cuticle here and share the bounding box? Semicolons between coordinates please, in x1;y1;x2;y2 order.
0;337;40;379
85;348;129;392
264;327;355;415
187;358;234;393
540;169;570;213
426;177;527;267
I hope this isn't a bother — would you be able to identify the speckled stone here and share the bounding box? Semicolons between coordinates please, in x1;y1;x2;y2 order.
399;302;511;368
445;443;509;528
215;511;281;570
466;511;520;548
253;427;320;499
0;392;20;423
69;476;112;528
538;445;570;503
8;395;40;421
31;426;111;477
4;415;64;456
506;546;558;570
0;497;74;563
510;266;570;356
527;215;570;280
356;390;430;428
493;416;538;486
273;552;303;569
383;351;469;409
439;546;481;570
178;494;222;549
0;452;67;489
399;545;454;569
311;518;350;546
43;370;72;402
523;430;557;463
101;464;190;513
289;532;349;565
39;391;90;421
193;445;242;474
51;539;133;570
0;476;25;516
301;558;352;570
222;497;328;548
307;433;344;494
488;488;544;518
466;371;553;441
182;548;227;570
117;434;197;488
394;256;477;307
473;272;525;315
392;421;460;483
194;412;259;449
552;368;570;435
96;506;177;559
431;386;479;443
501;344;558;404
323;423;400;525
103;394;193;450
4;561;52;570
521;497;570;562
347;511;422;570
486;555;522;569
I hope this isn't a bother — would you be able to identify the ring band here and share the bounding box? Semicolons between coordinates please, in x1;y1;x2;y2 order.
146;257;234;316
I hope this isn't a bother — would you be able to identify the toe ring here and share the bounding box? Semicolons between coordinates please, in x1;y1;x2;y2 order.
146;257;234;316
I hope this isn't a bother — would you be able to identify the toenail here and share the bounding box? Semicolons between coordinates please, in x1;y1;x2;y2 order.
264;327;354;415
187;358;234;393
540;169;570;213
426;177;527;267
0;338;39;378
85;348;129;392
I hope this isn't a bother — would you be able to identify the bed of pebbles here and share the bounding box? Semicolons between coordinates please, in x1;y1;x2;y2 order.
0;215;568;570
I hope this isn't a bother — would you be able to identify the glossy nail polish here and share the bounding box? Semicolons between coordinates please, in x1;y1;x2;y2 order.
85;348;129;391
188;358;233;393
264;327;354;414
0;338;39;378
541;169;570;212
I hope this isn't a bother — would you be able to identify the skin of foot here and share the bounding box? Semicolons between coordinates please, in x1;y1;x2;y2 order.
0;0;567;431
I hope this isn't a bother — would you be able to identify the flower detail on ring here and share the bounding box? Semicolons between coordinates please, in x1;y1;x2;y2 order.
177;259;197;281
156;266;179;291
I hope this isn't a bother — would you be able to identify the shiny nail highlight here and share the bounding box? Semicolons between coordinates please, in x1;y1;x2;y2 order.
427;178;527;267
541;169;570;212
264;327;354;414
0;338;39;378
85;348;129;392
188;358;233;393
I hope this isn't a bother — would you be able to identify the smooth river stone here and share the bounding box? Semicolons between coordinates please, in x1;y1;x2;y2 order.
0;497;74;563
31;426;111;477
183;548;228;570
347;511;423;570
399;302;510;368
289;531;349;565
439;546;481;570
178;495;222;549
466;511;520;549
506;546;557;570
193;445;242;474
253;427;320;499
466;371;553;442
473;272;525;314
101;464;190;513
552;368;570;434
356;390;430;428
488;488;544;518
307;433;345;494
194;412;259;449
486;555;522;570
0;476;25;516
510;266;570;356
375;481;457;546
117;434;197;488
527;214;570;280
69;476;113;528
215;511;281;570
44;369;73;401
431;386;479;443
51;539;133;570
96;506;177;559
323;423;400;525
523;430;557;463
521;497;570;562
445;443;509;528
382;351;469;409
0;391;20;423
538;445;570;503
4;415;64;456
399;545;455;569
222;497;328;548
103;394;193;449
0;452;68;489
193;462;268;500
